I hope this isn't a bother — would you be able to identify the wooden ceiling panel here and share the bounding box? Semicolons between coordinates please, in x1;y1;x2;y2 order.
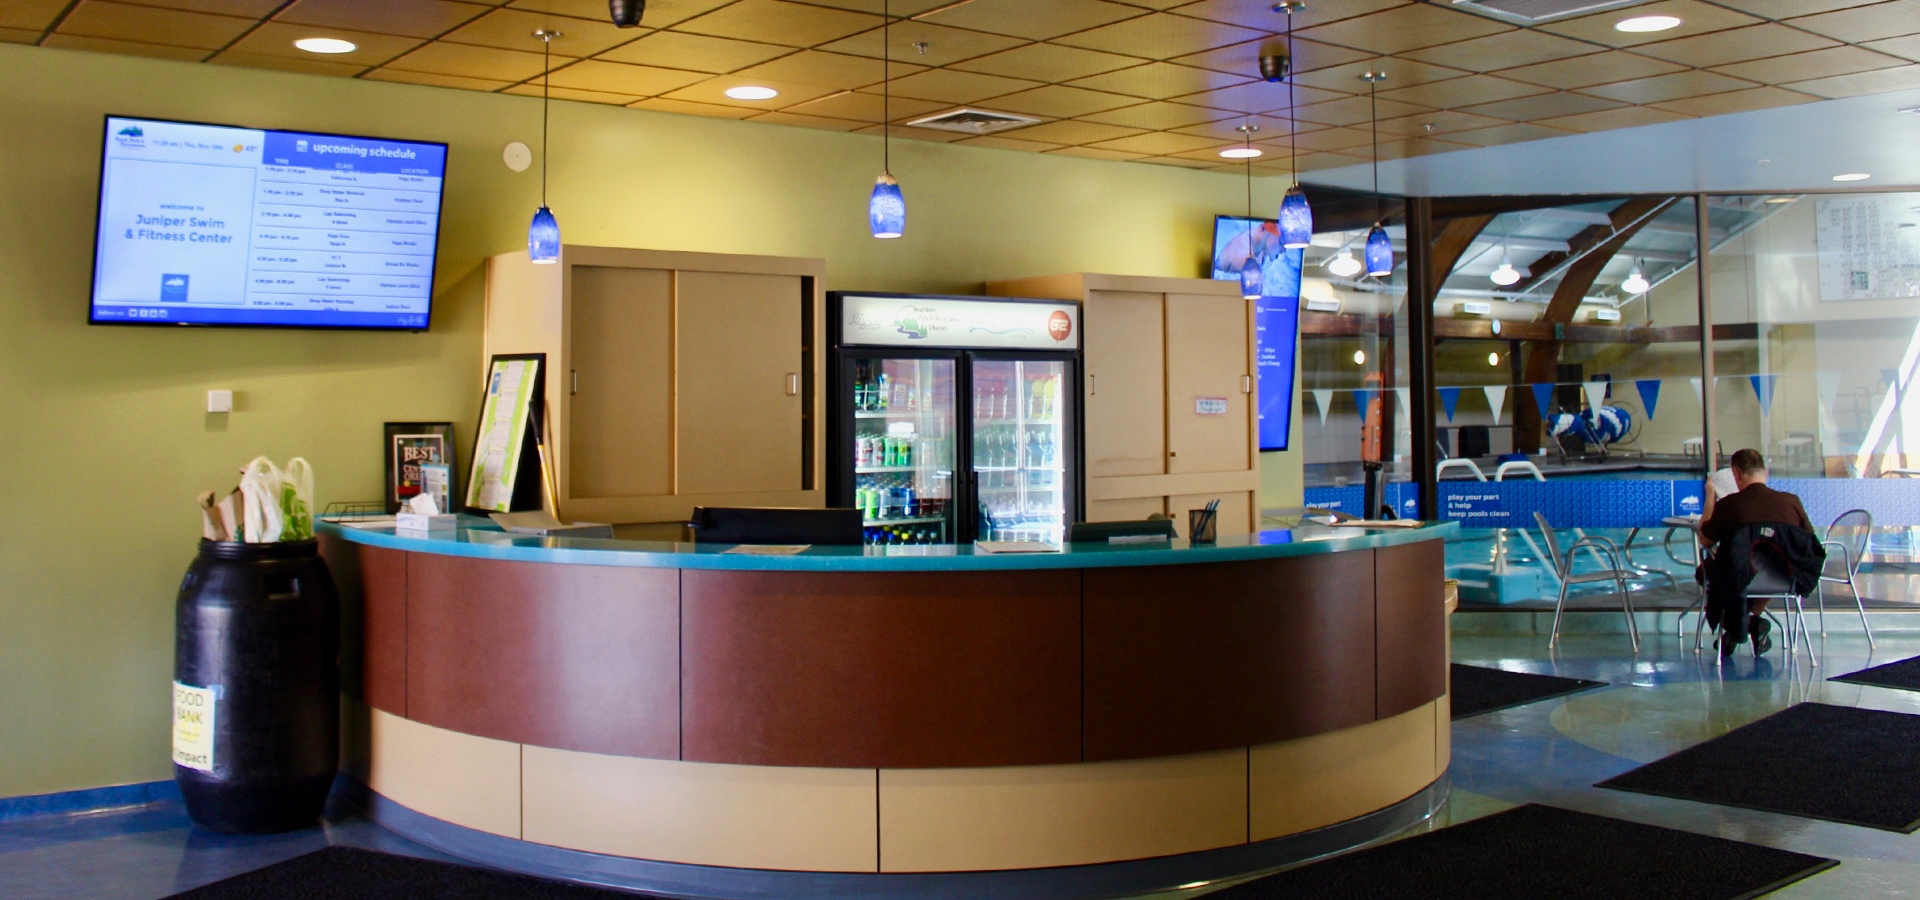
502;83;642;105
1066;61;1251;99
1633;23;1840;68
1081;100;1241;130
1372;136;1470;160
1171;0;1409;31
41;33;210;59
630;96;763;118
362;68;513;91
1165;112;1302;140
57;1;253;50
1047;145;1149;160
1290;94;1436;127
1399;29;1601;72
1578;70;1761;103
1785;0;1920;43
1293;150;1370;170
1054;12;1266;60
778;90;945;122
984;84;1143;118
1538;0;1765;48
851;122;972;142
1459;90;1627;121
508;0;732;28
673;0;880;47
1171;36;1374;77
1294;4;1511;55
879;67;1043;104
1004;119;1148;144
275;0;491;40
1533;105;1693;132
918;0;1144;41
1862;33;1920;61
658;74;846;108
744;109;868;130
817;21;1026;68
1173;79;1346;113
105;0;283;16
1371;109;1513;136
1442;121;1577;146
1376;74;1550;108
1291;58;1470;94
1782;62;1920;96
224;22;423;66
1494;50;1687;89
729;49;921;90
958;135;1068;153
1713;0;1883;16
0;0;68;31
1;28;41;43
1085;130;1231;155
596;30;793;72
545;59;708;94
951;42;1146;81
1646;84;1820;114
1287;126;1378;152
383;40;563;81
1711;45;1909;81
441;9;642;57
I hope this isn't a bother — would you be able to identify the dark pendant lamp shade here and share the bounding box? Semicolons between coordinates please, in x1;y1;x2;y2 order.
1240;256;1263;300
1278;185;1312;249
870;174;905;239
1365;225;1393;277
528;206;560;263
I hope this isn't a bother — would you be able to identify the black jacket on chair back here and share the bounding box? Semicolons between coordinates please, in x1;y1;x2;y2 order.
1705;521;1826;614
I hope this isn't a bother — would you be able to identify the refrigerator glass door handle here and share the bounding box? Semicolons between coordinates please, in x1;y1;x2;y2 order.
1089;374;1096;396
786;373;800;396
1241;375;1252;394
570;370;579;395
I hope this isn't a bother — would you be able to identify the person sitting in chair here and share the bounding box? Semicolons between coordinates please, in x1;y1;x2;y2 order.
1698;449;1824;656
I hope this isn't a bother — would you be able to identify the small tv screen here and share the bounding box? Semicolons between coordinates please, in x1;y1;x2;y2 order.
90;115;447;329
1212;216;1302;452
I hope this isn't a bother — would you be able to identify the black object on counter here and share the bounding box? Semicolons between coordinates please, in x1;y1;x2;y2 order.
689;507;864;545
174;539;339;833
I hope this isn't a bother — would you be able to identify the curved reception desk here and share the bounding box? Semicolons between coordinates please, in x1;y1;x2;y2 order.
317;519;1457;899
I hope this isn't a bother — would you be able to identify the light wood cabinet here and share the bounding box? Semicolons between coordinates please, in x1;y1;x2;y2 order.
986;274;1258;536
485;246;826;526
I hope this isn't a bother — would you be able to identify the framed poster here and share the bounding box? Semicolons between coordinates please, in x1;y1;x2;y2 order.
465;353;546;514
384;422;456;513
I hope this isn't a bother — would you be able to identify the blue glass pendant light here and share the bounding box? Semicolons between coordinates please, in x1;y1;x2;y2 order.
1365;225;1393;277
1239;255;1263;300
1237;123;1262;300
1277;3;1312;249
528;30;560;264
869;0;904;239
1361;67;1393;278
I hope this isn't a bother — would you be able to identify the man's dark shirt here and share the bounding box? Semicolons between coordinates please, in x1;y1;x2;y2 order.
1700;481;1811;545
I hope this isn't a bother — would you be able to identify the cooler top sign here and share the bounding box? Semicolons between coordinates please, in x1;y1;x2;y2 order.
840;295;1080;351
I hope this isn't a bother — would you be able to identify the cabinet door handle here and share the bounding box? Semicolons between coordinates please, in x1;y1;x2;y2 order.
786;373;800;396
1241;375;1252;394
1089;374;1097;396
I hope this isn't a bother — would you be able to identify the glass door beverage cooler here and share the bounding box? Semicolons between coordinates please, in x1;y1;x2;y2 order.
829;293;1083;546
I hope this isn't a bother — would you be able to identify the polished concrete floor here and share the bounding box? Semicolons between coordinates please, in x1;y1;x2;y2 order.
5;628;1920;899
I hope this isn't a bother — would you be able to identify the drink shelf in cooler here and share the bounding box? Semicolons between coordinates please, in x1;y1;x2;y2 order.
855;410;938;418
862;516;947;526
855;465;948;474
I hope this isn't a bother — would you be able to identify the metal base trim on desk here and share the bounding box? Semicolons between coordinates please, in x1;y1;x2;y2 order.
341;773;1450;900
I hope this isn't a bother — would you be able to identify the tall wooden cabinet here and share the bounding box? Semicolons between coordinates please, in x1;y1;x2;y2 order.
485;246;826;529
986;274;1259;536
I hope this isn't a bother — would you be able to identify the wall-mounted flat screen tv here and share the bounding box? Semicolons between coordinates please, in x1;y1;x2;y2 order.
90;115;447;330
1212;215;1302;452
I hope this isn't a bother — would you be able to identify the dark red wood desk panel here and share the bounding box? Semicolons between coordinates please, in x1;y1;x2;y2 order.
1374;539;1447;719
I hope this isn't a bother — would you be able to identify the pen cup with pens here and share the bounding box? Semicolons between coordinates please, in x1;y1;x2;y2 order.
1188;500;1220;544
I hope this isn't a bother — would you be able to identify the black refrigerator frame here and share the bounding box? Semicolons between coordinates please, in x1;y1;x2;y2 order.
827;291;1086;544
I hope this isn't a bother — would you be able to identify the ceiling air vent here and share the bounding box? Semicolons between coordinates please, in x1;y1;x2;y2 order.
1452;0;1642;23
905;108;1044;135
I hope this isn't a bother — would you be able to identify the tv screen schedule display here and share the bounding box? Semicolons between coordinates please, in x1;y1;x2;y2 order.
1211;215;1302;452
91;116;447;329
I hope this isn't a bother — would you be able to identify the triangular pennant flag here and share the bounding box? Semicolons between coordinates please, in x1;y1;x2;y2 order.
1583;380;1607;414
1394;387;1411;416
1312;389;1333;427
1816;371;1841;416
1689;377;1703;405
1438;387;1462;422
1352;389;1376;424
1636;379;1662;421
1750;373;1779;414
1483;386;1507;424
1531;383;1556;419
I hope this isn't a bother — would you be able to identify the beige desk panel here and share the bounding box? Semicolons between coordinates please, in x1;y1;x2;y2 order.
1436;692;1452;774
878;748;1247;872
521;746;879;872
367;709;522;839
1249;700;1441;842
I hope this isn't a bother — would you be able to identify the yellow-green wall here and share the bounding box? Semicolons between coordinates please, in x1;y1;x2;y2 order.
0;42;1305;799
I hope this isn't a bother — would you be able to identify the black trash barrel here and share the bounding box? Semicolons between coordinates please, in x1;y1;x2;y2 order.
173;538;339;833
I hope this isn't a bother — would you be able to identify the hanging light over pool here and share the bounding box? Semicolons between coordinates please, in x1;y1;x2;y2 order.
1365;225;1393;277
869;174;905;239
1278;186;1313;249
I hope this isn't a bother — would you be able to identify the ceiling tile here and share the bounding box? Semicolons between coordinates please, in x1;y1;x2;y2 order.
1134;155;1220;168
1578;70;1760;103
816;21;1026;67
1633;23;1839;67
950;42;1146;81
1086;130;1229;154
1532;105;1693;132
113;0;281;15
918;0;1143;41
780;90;945;121
1172;0;1409;31
1287;126;1375;151
984;84;1142;118
1373;137;1468;160
0;28;40;43
1169;113;1301;140
384;40;559;80
1294;4;1511;55
276;0;492;40
1711;45;1908;81
658;74;847;108
362;67;512;90
1054;12;1266;59
1375;74;1550;108
57;1;252;50
509;0;732;28
631;97;762;118
1002;119;1147;144
1082;100;1240;129
1172;79;1345;113
1171;36;1373;77
958;135;1068;152
595;30;794;72
1712;0;1883;16
1646;84;1819;114
730;49;921;90
40;33;209;59
546;58;709;94
796;0;960;14
1291;58;1469;94
1371;109;1512;136
851;122;972;142
1862;33;1920;61
1066;61;1251;99
1537;0;1765;47
1290;94;1434;127
1459;90;1627;121
1398;29;1601;72
1782;62;1920;96
745;109;869;130
673;0;881;47
441;9;641;57
223;22;423;66
1293;150;1369;170
2;0;78;31
1047;145;1149;160
1165;143;1263;162
878;67;1041;103
1441;122;1576;146
501;83;641;104
1494;50;1686;89
1785;0;1920;42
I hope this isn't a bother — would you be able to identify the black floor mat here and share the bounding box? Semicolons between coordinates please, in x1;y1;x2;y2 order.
1450;663;1606;719
1598;702;1920;832
164;846;633;899
1829;654;1920;693
1207;804;1835;900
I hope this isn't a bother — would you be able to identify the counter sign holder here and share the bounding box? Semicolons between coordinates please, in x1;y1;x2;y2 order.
465;353;549;515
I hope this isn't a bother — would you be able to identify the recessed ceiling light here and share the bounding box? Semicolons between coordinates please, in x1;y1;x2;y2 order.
724;85;779;100
1833;173;1871;182
1219;146;1263;159
293;37;357;54
1615;15;1681;32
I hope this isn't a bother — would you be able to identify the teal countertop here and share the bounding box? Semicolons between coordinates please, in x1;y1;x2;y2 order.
318;516;1457;572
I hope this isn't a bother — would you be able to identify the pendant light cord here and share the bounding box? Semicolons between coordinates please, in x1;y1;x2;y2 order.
1285;7;1298;186
541;35;551;206
1369;71;1379;222
883;0;891;174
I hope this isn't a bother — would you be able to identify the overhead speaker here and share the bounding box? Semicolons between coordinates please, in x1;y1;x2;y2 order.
609;0;645;27
1258;52;1290;82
